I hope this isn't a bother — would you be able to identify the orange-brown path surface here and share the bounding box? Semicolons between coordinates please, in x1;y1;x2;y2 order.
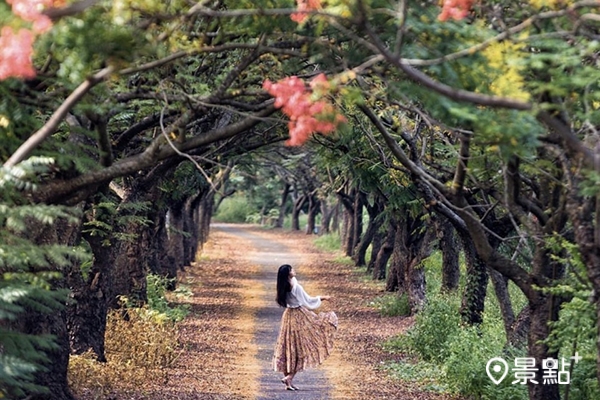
148;223;456;400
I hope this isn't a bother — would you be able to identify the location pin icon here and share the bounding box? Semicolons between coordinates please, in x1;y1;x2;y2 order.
486;357;509;385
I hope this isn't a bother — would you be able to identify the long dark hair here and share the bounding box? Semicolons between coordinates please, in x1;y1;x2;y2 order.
276;264;292;307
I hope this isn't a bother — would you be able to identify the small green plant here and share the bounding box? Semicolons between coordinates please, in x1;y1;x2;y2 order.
146;274;190;322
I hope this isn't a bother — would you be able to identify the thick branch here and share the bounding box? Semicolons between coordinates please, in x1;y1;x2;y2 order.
359;104;449;195
451;133;471;194
33;105;276;204
4;67;114;168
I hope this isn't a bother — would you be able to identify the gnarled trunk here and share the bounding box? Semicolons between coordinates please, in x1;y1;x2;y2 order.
372;219;395;281
457;230;489;325
354;194;385;267
276;182;291;228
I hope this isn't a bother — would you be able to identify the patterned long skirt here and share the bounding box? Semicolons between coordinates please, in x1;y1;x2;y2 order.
273;306;338;374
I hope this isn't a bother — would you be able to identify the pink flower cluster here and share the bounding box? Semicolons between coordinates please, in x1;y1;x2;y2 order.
8;0;64;33
438;0;473;21
0;27;36;80
0;0;64;80
263;74;346;146
291;0;322;23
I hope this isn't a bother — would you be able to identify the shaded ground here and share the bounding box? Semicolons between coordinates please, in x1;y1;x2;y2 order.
81;223;456;399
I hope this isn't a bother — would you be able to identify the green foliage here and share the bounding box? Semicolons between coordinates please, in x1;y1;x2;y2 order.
38;7;143;82
0;162;89;397
214;194;259;223
245;208;279;224
542;235;600;400
82;195;153;244
383;251;530;399
444;326;526;399
403;293;462;363
313;233;341;252
145;274;190;323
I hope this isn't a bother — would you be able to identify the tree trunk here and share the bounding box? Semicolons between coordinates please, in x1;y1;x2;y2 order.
354;219;378;267
406;256;426;313
384;215;429;313
351;191;364;258
306;195;319;234
183;193;202;267
22;218;80;400
386;221;406;292
68;204;115;362
336;186;356;257
153;210;176;286
331;198;340;233
457;230;488;325
276;182;291;228
372;220;395;280
354;194;385;267
367;228;383;273
438;218;460;292
167;205;186;272
488;268;516;341
111;186;161;307
291;194;306;231
197;190;214;247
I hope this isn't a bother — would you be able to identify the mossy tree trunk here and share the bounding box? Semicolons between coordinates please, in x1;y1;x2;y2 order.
438;218;460;292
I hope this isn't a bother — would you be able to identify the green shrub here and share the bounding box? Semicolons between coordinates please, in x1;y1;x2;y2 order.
213;196;257;223
444;326;527;399
405;293;461;363
568;358;600;400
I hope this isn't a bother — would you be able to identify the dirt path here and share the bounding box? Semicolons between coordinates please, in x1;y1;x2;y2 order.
136;223;456;400
72;223;459;399
213;224;332;400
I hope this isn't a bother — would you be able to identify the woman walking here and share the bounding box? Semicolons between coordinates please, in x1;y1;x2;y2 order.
273;264;338;391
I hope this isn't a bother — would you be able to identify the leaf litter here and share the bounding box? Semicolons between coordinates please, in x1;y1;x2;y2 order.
73;224;457;400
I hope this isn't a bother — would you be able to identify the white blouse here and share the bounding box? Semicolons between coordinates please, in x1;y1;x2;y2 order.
286;277;321;309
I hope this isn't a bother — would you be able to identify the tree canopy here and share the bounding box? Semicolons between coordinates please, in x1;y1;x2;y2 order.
1;1;600;399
